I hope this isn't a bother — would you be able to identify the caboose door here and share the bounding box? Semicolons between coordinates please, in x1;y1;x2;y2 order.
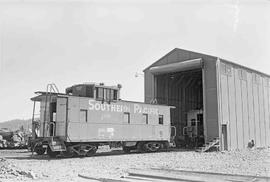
55;97;68;137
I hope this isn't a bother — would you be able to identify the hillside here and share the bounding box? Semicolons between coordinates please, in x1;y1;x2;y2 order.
0;119;32;131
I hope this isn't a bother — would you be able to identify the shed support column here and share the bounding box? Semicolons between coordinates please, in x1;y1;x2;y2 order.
202;67;207;145
166;74;169;105
154;76;157;100
182;87;186;135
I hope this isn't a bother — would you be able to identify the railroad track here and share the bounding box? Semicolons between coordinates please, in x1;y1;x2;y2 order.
127;168;270;182
78;168;270;182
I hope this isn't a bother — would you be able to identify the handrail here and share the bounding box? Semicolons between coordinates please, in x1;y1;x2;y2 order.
31;101;36;139
170;126;177;147
183;127;188;136
51;83;60;93
43;83;59;137
49;122;56;137
170;126;176;138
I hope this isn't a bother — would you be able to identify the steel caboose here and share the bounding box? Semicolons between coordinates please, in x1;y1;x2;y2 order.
30;83;175;157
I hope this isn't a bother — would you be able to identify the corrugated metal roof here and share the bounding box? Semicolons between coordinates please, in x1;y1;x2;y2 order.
144;48;270;78
143;48;217;72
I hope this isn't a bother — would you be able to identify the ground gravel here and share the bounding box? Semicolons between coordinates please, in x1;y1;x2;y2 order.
0;147;269;182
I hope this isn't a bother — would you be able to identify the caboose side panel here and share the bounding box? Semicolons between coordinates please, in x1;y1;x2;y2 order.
39;101;48;137
67;124;170;142
66;97;171;142
55;97;67;137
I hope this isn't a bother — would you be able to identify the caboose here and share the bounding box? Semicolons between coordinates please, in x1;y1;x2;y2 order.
30;83;175;157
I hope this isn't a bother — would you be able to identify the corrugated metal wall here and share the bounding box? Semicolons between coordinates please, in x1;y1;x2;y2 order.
218;60;270;149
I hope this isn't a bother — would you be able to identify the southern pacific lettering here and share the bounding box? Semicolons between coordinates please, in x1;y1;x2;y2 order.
88;100;159;115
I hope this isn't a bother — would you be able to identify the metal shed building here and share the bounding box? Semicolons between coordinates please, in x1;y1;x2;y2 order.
144;48;270;150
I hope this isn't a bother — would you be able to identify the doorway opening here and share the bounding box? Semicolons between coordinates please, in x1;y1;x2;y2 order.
155;69;204;148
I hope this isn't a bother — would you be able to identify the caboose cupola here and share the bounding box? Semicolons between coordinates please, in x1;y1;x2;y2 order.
65;83;121;102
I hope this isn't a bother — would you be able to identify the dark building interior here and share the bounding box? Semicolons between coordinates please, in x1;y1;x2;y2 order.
155;69;204;147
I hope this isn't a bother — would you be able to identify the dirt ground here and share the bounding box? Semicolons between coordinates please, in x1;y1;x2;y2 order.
0;147;269;182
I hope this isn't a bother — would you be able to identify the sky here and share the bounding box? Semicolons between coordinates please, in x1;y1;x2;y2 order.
0;0;269;122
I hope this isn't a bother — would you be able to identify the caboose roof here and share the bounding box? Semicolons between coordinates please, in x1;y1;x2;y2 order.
31;91;67;101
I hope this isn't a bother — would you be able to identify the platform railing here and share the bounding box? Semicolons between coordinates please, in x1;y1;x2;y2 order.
43;83;59;138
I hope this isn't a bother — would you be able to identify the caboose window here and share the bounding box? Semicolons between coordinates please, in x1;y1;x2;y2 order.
158;115;164;125
80;109;88;122
110;89;114;100
143;114;148;124
113;90;118;100
96;88;118;101
96;87;104;100
105;89;111;100
124;112;130;124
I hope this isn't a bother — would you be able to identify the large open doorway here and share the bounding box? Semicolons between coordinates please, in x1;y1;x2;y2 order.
155;69;204;148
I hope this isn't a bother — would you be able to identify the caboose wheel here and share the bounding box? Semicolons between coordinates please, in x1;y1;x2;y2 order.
35;146;46;155
144;142;161;152
86;146;97;157
123;146;131;153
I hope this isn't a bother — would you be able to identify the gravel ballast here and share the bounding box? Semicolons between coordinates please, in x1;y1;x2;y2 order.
0;147;269;181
